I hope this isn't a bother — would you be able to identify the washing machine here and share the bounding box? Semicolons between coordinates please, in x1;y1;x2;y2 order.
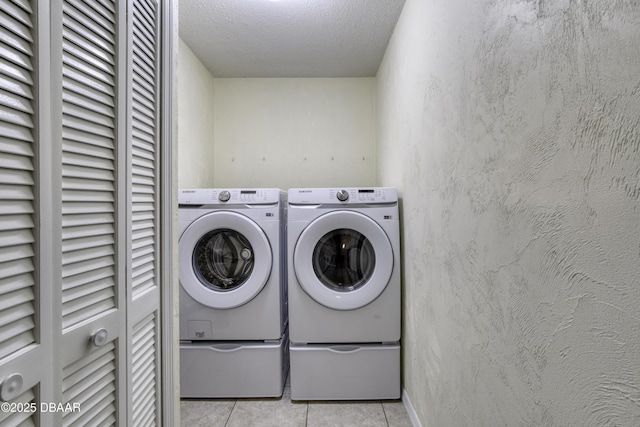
178;188;288;398
287;187;401;400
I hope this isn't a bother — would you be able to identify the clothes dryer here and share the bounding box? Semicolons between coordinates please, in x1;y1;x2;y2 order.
287;187;401;400
178;188;288;398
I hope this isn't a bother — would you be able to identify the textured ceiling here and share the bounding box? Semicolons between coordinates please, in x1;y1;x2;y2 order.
178;0;406;78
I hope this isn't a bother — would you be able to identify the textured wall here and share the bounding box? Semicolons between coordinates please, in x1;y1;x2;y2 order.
213;78;376;189
377;0;640;426
177;38;216;188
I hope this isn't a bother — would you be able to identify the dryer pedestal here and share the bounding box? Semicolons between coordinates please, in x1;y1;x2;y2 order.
180;330;289;398
289;342;400;400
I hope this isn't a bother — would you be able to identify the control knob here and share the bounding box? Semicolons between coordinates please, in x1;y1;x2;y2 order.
218;190;231;202
336;190;349;202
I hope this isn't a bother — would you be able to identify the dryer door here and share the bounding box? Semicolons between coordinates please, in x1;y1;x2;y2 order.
179;211;272;309
294;211;393;310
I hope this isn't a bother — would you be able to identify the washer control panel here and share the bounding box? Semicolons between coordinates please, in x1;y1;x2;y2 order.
288;187;397;204
179;188;280;205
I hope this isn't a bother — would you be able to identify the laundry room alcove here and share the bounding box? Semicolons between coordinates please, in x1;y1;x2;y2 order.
176;0;406;190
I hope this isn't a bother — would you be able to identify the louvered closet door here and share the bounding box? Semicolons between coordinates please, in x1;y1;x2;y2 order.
59;0;126;425
0;1;50;425
127;0;162;425
2;0;169;424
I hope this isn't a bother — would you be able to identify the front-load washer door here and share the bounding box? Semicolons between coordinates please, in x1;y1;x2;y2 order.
179;211;272;309
294;211;393;310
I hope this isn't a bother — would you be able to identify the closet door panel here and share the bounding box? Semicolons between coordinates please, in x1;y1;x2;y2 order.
0;2;43;424
128;0;161;425
59;0;124;425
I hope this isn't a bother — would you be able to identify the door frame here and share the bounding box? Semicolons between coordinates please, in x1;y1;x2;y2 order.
159;0;176;424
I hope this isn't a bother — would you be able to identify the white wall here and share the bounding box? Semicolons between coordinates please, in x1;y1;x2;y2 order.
213;78;376;189
377;0;640;426
177;38;216;188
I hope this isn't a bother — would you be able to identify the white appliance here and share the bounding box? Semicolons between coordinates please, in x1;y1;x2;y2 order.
178;188;288;398
287;187;401;400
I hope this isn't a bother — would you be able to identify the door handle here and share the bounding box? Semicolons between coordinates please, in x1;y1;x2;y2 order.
0;373;23;401
91;328;109;347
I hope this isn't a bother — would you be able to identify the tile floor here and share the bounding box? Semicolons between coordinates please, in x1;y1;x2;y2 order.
180;381;413;427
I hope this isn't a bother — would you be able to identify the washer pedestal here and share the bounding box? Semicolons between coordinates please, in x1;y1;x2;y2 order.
289;342;400;400
180;331;289;398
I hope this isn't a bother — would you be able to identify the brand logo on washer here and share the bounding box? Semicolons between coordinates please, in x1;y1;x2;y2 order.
182;190;196;193
298;190;312;193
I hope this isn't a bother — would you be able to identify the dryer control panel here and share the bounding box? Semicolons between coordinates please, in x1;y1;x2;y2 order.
179;188;281;205
288;187;397;204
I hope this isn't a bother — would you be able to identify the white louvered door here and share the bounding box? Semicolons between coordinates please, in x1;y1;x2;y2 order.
0;1;51;425
127;0;162;425
0;0;171;425
58;0;126;424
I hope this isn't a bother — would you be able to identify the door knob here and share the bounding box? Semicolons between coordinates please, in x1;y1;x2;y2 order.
1;373;23;401
92;328;109;347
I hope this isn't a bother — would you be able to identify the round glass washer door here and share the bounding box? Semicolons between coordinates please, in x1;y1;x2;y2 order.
294;210;393;310
179;211;272;309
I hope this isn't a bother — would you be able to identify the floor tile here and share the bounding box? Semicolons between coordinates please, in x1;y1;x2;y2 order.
180;393;414;426
382;401;413;427
306;401;388;427
226;390;308;427
180;399;235;426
